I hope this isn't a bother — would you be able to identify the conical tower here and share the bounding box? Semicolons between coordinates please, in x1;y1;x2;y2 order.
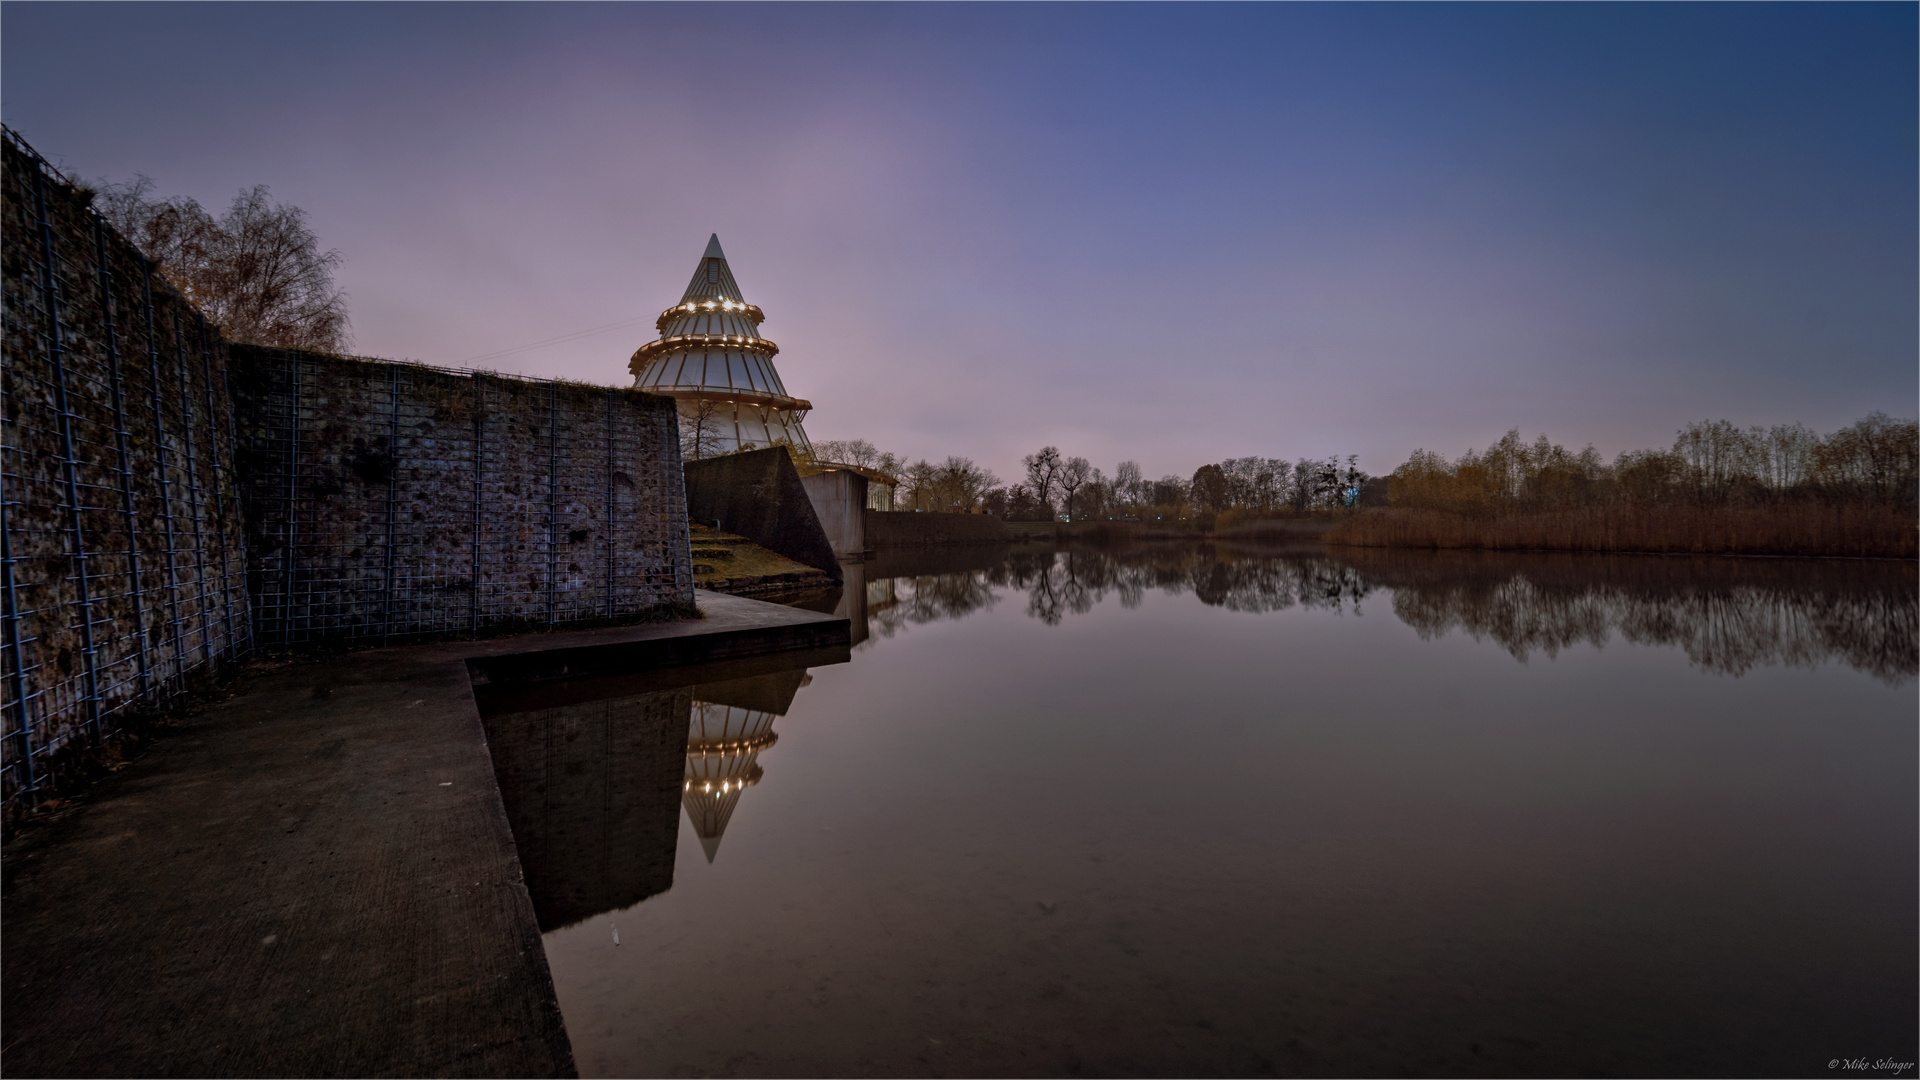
630;235;815;460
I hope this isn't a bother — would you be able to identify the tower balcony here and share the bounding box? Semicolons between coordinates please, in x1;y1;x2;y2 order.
630;332;781;367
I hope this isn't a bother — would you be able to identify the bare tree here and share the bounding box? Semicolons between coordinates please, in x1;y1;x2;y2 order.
678;399;727;461
204;186;349;349
1152;475;1189;518
1113;460;1144;510
1752;422;1818;492
933;457;999;511
1811;411;1920;501
1288;460;1319;512
981;486;1011;518
95;175;217;278
899;459;941;510
1217;457;1287;511
1340;455;1367;507
1383;412;1916;514
1674;419;1758;493
1190;463;1229;514
1005;484;1047;521
97;177;350;351
1313;456;1346;508
1078;469;1110;520
1024;446;1063;518
1057;456;1093;521
815;438;879;469
812;438;903;481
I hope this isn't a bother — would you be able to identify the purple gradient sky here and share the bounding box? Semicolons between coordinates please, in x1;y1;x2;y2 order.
5;3;1913;483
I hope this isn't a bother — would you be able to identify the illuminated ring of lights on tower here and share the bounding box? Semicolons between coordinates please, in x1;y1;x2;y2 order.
628;233;815;460
630;333;781;364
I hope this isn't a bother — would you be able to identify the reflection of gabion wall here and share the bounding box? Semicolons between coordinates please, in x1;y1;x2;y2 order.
2;131;251;817
482;687;691;932
229;348;693;646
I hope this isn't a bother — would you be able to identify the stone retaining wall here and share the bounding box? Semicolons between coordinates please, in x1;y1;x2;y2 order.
2;131;251;819
229;347;693;647
864;509;1012;547
0;127;695;825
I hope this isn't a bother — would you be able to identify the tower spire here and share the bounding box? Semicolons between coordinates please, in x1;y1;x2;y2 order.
680;235;745;304
631;235;815;460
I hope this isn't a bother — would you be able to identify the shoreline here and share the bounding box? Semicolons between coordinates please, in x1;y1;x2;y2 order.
987;514;1916;561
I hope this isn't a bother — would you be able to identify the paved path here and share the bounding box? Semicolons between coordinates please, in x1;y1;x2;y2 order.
2;592;846;1078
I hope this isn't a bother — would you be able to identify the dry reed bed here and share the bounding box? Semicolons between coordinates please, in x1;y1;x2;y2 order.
1324;505;1918;559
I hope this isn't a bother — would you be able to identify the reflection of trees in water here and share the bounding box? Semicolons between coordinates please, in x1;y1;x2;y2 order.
997;550;1094;625
864;545;1372;632
1341;549;1918;684
993;546;1372;623
861;543;1916;682
864;569;1000;640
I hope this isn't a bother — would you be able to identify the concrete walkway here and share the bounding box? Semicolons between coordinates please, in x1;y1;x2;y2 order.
1;592;848;1078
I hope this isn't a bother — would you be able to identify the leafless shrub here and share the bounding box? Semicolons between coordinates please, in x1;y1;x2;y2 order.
96;176;350;352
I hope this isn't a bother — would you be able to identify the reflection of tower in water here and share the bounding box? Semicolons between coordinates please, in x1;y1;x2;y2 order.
476;650;843;931
683;701;774;862
683;668;809;862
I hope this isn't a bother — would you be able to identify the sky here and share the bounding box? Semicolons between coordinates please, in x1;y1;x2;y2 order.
4;2;1914;484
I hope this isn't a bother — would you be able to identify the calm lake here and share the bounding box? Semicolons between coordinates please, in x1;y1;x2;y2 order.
480;542;1917;1078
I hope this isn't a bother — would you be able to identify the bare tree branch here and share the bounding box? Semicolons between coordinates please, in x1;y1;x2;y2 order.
96;177;351;351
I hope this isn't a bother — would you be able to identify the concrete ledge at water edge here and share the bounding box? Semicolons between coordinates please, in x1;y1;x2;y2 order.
0;593;847;1080
683;448;841;580
865;509;1013;547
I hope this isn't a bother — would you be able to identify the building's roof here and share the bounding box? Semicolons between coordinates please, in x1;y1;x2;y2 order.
681;233;747;306
816;462;899;488
631;235;800;408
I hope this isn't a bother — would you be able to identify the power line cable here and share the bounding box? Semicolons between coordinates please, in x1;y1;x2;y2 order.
462;314;655;365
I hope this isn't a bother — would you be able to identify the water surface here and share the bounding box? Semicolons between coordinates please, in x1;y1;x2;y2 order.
481;543;1916;1077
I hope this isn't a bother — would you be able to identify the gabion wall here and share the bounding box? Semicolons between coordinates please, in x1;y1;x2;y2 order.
2;130;251;816
229;347;694;647
2;127;695;825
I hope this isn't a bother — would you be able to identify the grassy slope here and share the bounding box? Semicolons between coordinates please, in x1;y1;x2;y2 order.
688;525;829;589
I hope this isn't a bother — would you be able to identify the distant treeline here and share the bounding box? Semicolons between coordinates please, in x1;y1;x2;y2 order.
813;439;1371;524
1328;413;1917;558
993;449;1370;524
818;413;1916;555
